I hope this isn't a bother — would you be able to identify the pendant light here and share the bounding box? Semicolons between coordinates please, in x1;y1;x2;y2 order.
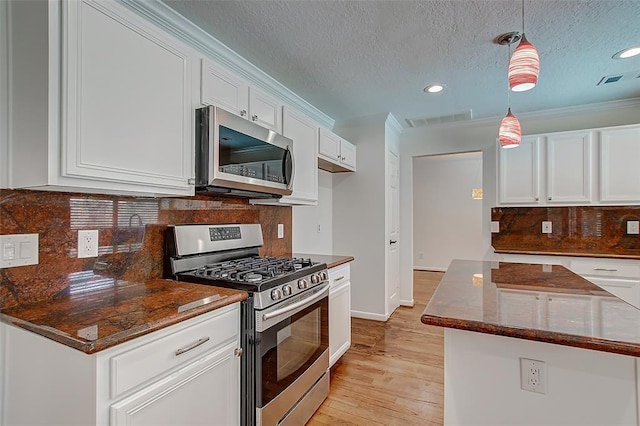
498;33;522;149
508;0;539;92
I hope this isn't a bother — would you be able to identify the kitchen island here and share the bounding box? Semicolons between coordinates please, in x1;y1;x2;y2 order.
422;259;640;425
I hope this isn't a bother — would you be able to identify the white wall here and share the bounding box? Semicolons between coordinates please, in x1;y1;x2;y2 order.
333;114;388;320
399;99;640;307
292;170;333;254
413;152;483;271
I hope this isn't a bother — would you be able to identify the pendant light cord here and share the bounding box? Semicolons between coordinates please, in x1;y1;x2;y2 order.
522;0;526;34
507;42;512;109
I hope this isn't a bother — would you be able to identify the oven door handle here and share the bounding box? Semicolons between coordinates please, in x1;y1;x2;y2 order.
262;284;329;321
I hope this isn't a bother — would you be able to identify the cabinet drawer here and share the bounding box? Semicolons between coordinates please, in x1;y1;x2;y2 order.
329;264;350;289
110;307;238;398
569;259;640;279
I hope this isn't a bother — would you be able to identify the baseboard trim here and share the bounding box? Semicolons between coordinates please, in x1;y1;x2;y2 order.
400;299;414;307
350;310;390;322
414;266;447;272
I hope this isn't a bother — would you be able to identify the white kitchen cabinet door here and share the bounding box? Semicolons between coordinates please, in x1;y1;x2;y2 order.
546;294;593;335
110;342;240;426
281;107;318;202
201;58;249;118
498;136;541;204
546;131;592;203
328;263;351;367
340;139;357;169
62;0;193;193
318;128;356;172
248;87;282;133
497;290;540;329
319;128;341;161
599;126;640;203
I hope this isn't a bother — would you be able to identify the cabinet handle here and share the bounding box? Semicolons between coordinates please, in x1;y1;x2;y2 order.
342;156;346;160
234;348;243;357
240;109;247;117
390;240;398;245
535;197;539;201
335;276;345;282
251;115;258;121
593;268;618;272
187;178;195;185
175;337;210;356
548;197;552;201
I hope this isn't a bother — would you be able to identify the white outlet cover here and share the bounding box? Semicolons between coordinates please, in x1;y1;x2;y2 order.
627;221;640;235
277;224;284;239
78;230;99;258
490;221;499;233
542;221;553;234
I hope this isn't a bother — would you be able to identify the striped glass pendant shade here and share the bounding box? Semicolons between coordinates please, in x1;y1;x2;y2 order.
508;33;539;92
499;108;521;148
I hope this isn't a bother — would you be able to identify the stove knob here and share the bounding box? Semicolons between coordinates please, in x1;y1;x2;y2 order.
282;285;292;296
319;271;328;281
271;288;283;301
310;274;319;284
297;279;308;289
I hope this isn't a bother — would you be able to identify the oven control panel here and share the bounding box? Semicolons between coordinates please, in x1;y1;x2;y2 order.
209;226;241;241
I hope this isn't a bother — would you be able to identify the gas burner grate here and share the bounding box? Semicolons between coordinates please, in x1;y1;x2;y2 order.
194;256;314;283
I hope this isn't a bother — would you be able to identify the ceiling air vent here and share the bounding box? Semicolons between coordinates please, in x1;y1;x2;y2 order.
406;110;473;128
597;70;640;86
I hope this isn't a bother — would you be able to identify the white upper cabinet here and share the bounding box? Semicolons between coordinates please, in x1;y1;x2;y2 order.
498;135;541;204
9;0;196;196
251;107;319;205
498;124;640;206
201;59;282;133
546;131;592;203
599;126;640;203
318;128;356;172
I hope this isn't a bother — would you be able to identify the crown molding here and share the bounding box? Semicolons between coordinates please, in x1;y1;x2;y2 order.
410;97;640;131
119;0;335;129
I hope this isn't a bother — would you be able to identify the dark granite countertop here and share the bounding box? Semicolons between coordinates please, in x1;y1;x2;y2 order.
294;253;354;269
1;279;247;354
421;259;640;357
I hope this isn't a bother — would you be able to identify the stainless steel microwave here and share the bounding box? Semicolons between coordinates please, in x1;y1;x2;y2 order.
195;106;294;198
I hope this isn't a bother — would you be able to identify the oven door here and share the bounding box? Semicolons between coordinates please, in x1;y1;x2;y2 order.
255;283;329;425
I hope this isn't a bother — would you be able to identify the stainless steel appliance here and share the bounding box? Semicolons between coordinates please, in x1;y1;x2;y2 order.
166;224;329;426
195;106;295;198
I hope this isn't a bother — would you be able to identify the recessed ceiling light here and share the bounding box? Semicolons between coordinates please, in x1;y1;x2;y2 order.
424;84;445;93
613;46;640;59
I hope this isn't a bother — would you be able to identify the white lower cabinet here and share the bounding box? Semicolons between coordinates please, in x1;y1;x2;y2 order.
2;304;240;426
569;258;640;309
328;263;351;367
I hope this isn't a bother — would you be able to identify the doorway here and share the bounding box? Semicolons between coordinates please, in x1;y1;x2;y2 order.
412;151;483;271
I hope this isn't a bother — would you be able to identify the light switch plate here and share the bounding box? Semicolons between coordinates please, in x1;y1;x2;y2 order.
627;221;639;235
542;221;552;234
0;234;39;268
277;224;284;239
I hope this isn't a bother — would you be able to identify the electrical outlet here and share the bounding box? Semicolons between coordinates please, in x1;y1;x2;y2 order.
520;358;547;394
627;221;639;235
491;221;500;233
78;230;99;258
542;221;552;234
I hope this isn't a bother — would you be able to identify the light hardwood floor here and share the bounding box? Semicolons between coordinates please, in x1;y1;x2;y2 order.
308;270;445;425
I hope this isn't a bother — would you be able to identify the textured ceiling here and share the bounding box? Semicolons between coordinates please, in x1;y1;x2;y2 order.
163;0;640;126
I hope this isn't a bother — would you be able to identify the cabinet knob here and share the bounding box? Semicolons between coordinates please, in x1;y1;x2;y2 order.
240;109;247;117
251;115;258;121
187;178;195;185
548;197;552;201
535;197;539;201
234;348;243;357
342;156;345;160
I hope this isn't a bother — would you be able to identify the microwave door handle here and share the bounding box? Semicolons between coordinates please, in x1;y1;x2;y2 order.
283;147;294;189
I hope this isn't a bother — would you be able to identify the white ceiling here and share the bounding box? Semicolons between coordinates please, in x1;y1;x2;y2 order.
163;0;640;126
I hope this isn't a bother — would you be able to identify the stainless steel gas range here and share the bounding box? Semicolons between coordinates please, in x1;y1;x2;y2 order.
166;224;329;426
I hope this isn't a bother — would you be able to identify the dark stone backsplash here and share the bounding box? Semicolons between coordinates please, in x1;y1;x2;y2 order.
0;189;291;309
492;206;640;259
